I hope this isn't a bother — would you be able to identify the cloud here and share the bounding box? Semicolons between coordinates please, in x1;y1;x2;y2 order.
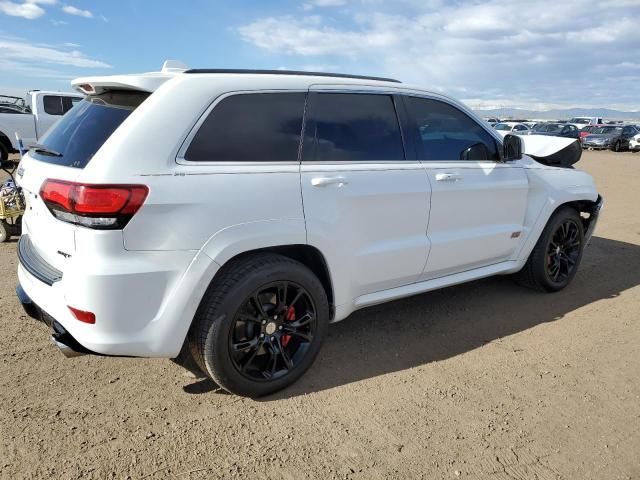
0;36;111;69
238;0;640;109
302;0;347;10
62;4;92;18
0;1;45;19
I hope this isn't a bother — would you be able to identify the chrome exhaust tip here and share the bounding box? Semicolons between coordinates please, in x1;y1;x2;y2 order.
51;335;87;358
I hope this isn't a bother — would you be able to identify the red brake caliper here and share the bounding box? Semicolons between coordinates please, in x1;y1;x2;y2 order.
281;306;295;347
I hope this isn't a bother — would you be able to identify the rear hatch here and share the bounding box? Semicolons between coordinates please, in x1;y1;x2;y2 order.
17;90;149;272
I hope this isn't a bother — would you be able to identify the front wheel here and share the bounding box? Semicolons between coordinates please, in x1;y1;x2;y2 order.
515;207;585;292
188;253;329;397
613;140;621;152
0;221;8;242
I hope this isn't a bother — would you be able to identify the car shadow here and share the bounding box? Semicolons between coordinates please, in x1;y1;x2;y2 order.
256;236;640;400
181;236;640;399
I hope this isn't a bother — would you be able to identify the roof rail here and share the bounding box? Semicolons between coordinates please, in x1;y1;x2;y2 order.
184;69;401;84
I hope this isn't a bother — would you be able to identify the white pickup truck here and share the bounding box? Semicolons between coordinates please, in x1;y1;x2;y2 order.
0;91;83;160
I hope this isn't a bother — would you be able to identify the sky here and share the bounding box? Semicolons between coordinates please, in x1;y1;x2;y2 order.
1;0;639;111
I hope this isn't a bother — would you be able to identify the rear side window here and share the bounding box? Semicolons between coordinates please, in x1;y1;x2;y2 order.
32;90;149;168
404;96;499;161
62;96;81;113
43;95;64;115
184;93;305;162
302;93;405;161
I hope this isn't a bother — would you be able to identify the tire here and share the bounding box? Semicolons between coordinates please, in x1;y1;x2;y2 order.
613;140;621;152
515;207;585;292
0;221;8;243
188;253;329;397
0;141;8;161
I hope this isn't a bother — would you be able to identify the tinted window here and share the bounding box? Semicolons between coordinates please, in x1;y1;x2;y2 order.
32;90;149;168
405;97;499;161
185;93;305;162
62;96;81;114
43;95;64;115
302;93;404;162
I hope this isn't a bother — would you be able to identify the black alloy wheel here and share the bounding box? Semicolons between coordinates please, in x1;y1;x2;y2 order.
546;219;581;284
188;253;329;397
229;281;316;382
514;207;585;292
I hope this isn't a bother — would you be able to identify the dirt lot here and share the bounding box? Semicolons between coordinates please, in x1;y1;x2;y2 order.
0;150;638;479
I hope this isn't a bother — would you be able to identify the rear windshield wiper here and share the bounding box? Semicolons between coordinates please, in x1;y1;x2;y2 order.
30;144;62;157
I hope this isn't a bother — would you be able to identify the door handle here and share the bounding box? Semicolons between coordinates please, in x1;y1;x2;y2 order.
311;176;348;187
435;173;463;182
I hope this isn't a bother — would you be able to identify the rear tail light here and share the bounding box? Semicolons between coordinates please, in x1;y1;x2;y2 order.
40;180;148;230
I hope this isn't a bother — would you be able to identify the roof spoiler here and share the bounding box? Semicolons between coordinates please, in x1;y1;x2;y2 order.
71;59;188;95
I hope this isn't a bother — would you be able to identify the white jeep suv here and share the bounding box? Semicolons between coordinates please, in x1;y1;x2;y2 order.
12;65;602;397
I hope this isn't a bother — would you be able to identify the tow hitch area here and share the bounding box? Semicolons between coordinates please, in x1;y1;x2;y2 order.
16;283;90;358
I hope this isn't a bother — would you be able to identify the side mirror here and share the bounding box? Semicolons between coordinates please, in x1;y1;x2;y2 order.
503;134;523;161
460;143;490;161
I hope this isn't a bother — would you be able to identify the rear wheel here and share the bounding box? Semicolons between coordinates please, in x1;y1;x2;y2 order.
188;253;329;397
515;207;585;292
0;141;8;161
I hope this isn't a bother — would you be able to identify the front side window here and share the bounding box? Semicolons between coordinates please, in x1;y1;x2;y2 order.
405;96;499;161
302;93;405;162
43;95;64;115
185;93;305;162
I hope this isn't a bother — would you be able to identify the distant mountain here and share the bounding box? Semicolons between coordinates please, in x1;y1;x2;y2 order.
473;107;640;121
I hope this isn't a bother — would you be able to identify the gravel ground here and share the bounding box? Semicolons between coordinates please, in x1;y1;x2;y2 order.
0;150;638;479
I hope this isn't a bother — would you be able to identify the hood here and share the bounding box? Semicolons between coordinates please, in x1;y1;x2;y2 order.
585;134;614;141
587;133;620;138
518;135;582;168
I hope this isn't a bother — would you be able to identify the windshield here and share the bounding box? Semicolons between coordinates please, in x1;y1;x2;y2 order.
31;90;149;168
593;126;622;135
494;123;511;130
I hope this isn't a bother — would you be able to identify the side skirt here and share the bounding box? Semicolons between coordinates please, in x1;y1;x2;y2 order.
352;260;521;311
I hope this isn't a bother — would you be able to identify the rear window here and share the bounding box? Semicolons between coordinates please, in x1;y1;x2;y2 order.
32;91;149;168
184;93;306;162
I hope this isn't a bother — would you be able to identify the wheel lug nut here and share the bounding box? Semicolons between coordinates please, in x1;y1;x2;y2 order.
262;320;266;325
279;326;283;330
271;337;275;341
273;315;277;320
259;334;264;338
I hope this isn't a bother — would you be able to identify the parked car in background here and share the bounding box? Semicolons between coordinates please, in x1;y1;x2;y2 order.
493;122;530;136
0;91;83;160
13;63;601;397
582;125;638;151
579;125;602;143
629;132;640;152
526;123;580;139
567;117;604;128
484;117;500;123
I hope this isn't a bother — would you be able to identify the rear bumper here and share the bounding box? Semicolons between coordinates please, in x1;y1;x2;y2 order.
16;238;220;358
